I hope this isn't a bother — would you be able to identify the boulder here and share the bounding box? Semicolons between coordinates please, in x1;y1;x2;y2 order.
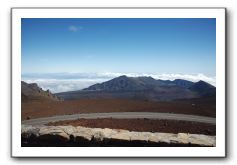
177;133;189;144
57;125;77;135
21;125;216;147
38;126;70;143
188;134;216;146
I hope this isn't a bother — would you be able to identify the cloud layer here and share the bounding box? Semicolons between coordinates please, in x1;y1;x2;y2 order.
22;78;107;93
22;72;216;93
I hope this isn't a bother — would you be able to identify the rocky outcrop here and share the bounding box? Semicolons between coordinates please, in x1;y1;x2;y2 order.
22;81;63;102
21;125;216;147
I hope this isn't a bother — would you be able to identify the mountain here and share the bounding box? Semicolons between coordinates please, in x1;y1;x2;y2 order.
173;79;195;88
22;81;62;102
189;80;216;97
83;76;158;91
56;75;216;101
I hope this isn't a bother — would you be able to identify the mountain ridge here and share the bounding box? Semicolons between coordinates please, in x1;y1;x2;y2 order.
56;75;215;101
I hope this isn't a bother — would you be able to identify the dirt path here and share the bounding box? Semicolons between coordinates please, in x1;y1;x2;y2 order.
22;112;216;126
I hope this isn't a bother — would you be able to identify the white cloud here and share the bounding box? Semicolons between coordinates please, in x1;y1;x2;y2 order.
22;72;216;93
68;25;83;32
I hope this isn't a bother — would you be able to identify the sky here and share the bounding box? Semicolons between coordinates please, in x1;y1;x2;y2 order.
21;18;216;93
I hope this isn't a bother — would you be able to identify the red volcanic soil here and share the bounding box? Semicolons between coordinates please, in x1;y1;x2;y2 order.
22;98;215;120
47;118;216;136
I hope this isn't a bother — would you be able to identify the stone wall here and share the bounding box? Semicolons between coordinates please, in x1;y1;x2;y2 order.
21;125;216;147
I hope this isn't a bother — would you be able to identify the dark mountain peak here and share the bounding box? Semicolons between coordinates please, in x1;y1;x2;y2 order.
83;75;158;92
114;75;131;82
196;80;206;84
118;75;129;79
192;80;215;89
189;80;215;97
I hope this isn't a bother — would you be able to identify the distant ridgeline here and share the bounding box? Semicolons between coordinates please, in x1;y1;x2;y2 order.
56;75;216;101
21;81;63;102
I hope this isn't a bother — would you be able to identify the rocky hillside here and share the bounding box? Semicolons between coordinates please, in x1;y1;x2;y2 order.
22;81;62;102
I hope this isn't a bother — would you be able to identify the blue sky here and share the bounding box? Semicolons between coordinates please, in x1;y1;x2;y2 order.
22;18;216;76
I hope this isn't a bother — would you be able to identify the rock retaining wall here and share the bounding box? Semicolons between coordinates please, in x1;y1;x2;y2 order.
22;125;216;147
